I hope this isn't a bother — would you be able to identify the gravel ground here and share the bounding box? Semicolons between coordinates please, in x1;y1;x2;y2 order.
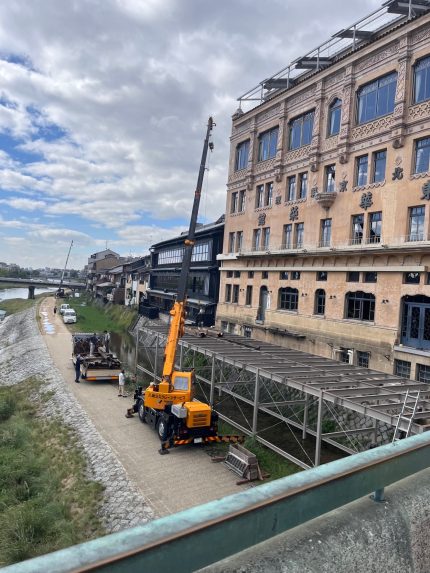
0;306;154;532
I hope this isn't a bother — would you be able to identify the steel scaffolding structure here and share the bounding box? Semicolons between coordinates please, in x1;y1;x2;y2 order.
135;325;430;469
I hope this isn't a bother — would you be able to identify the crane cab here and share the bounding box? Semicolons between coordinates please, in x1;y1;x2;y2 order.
143;370;194;411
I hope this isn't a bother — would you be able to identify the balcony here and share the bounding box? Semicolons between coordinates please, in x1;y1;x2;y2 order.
314;192;337;209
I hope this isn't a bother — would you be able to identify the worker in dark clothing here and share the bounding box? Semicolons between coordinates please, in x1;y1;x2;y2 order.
89;333;97;356
53;306;57;315
75;354;82;383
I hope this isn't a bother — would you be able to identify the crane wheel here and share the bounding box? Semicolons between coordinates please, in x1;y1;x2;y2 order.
138;402;146;423
157;417;171;441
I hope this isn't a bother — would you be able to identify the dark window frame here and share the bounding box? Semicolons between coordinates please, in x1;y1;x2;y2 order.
235;139;250;171
289;111;314;150
278;287;299;311
327;98;342;137
258;127;279;162
357;72;397;124
345;291;375;321
314;288;326;315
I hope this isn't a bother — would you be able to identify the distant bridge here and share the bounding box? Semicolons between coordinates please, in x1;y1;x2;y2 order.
0;277;86;299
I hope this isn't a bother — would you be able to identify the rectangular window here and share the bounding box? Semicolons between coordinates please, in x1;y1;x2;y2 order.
328;99;342;136
245;285;253;305
252;228;261;251
228;232;235;253
394;359;411;378
291;271;301;280
325;164;336;192
248;271;254;278
235;140;250;171
315;289;325;315
364;271;377;283
287;176;296;201
404;272;421;284
265;182;273;206
368;211;382;244
233;271;240;278
414;137;430;174
280;271;289;280
351;214;364;245
289;112;314;150
298;172;308;199
295;223;304;248
262;227;270;250
357;72;397;124
232;285;239;304
225;284;232;303
230;192;238;213
372;150;386;183
243;325;252;338
258;127;278;161
236;231;243;252
279;288;299;310
357;351;370;368
320;218;332;247
408;206;425;241
417;363;430;384
347;271;360;282
262;271;269;279
283;224;292;249
355;155;368;186
414;56;430;104
256;184;264;208
238;190;246;212
221;321;228;332
317;271;327;281
226;271;233;278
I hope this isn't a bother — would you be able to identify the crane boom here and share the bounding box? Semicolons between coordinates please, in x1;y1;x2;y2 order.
162;117;214;382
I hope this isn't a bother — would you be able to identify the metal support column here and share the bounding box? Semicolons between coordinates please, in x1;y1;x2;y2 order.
209;354;216;407
252;369;260;437
302;393;309;440
179;344;184;370
315;391;324;467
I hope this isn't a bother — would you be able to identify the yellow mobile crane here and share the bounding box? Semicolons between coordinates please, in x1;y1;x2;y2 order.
128;117;243;453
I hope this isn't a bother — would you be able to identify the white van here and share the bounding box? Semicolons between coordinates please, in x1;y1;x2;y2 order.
59;303;70;315
63;309;77;324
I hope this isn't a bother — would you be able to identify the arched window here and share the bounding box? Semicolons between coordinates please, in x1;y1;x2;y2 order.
278;287;298;311
345;291;375;321
314;289;326;315
414;55;430;104
327;98;342;136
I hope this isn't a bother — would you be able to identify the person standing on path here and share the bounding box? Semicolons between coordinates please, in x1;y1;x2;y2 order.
118;369;126;397
75;354;82;383
53;306;57;315
104;330;111;353
89;333;97;357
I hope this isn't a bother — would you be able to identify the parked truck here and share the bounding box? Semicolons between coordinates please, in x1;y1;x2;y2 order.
126;117;244;453
72;333;121;382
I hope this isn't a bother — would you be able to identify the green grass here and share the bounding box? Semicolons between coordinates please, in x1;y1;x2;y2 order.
66;295;137;334
206;421;302;482
0;378;104;566
0;299;36;315
0;283;25;289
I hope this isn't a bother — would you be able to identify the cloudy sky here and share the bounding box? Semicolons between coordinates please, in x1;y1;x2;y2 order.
0;0;382;270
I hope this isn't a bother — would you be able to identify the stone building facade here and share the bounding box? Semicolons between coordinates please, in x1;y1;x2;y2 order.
217;8;430;380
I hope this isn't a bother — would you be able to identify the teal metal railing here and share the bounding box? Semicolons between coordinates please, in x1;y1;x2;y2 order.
4;431;430;573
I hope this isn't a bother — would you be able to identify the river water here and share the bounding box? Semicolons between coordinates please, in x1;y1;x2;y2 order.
0;286;57;301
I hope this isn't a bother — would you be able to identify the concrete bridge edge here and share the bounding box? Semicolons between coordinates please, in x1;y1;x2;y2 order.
200;467;430;573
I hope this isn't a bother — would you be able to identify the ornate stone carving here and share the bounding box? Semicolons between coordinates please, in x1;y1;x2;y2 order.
232;120;251;135
321;137;338;153
257;105;280;124
312;103;321;136
285;146;310;163
258;213;266;226
310;186;318;198
275;195;282;205
421;181;430;200
353;181;385;193
355;43;399;73
394;59;407;103
412;26;430;45
392;167;404;181
359;192;373;210
275;173;282;183
315;192;337;209
339;153;348;164
289;206;299;221
408;100;430;121
310;162;318;172
392;137;404;149
289;87;316;107
254;158;277;173
351;116;394;142
338;179;348;192
326;72;345;88
393;103;404;118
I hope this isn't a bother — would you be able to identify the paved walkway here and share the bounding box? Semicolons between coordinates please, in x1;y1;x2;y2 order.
39;297;245;518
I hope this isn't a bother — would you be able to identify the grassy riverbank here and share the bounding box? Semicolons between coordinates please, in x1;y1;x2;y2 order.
0;283;24;289
0;292;48;316
0;378;104;566
66;295;138;334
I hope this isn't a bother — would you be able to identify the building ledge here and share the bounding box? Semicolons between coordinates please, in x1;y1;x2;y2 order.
394;345;430;358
